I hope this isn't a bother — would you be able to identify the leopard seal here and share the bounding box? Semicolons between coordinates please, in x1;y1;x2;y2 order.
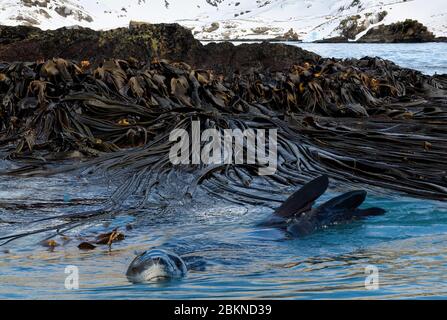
126;176;385;283
126;249;187;283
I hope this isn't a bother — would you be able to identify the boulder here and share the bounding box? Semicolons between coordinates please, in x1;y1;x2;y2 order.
358;19;435;43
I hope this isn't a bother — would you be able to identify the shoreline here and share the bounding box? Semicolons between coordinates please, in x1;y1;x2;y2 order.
199;39;447;44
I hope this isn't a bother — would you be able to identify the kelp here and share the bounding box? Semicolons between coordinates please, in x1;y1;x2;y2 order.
1;56;447;244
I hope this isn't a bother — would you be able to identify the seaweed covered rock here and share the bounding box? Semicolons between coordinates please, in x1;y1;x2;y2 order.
1;56;440;155
358;19;435;43
0;25;40;45
0;23;319;75
0;23;200;64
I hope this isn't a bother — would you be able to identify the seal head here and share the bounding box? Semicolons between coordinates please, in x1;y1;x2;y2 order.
126;249;187;283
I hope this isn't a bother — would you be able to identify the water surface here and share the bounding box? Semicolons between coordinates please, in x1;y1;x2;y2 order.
291;42;447;76
1;172;446;299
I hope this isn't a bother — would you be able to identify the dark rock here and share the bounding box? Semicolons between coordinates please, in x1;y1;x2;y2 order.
0;23;319;75
314;36;349;43
0;25;41;45
274;28;300;41
194;41;318;75
358;19;435;43
0;23;200;64
337;15;365;40
333;11;388;41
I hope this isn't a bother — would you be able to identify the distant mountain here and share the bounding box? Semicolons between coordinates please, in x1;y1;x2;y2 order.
1;0;446;41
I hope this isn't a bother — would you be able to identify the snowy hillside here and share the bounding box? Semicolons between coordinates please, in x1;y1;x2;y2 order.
0;0;446;41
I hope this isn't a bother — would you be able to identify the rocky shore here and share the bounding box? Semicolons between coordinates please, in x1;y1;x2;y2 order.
0;23;318;75
316;20;446;43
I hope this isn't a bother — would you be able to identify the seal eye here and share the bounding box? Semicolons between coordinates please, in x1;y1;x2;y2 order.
130;266;141;274
168;254;183;269
174;259;183;269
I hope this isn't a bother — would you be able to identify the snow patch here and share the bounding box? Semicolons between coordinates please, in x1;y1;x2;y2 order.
0;0;445;41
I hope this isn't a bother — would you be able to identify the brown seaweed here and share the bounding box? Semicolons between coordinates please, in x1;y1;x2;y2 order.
1;55;447;244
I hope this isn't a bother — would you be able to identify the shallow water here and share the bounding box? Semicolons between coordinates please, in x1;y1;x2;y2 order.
0;171;447;299
1;43;447;299
291;42;447;76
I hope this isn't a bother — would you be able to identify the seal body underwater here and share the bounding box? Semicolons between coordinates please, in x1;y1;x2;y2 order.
265;175;386;237
126;249;187;283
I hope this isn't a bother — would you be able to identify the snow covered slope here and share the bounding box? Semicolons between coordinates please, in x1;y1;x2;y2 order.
0;0;446;41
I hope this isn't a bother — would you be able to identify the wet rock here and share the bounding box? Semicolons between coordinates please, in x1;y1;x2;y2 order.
0;23;200;65
0;23;319;75
194;41;318;75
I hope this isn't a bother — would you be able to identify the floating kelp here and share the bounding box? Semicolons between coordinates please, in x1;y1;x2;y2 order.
0;56;447;244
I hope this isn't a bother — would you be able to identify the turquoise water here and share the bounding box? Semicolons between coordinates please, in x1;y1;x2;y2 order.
1;44;447;299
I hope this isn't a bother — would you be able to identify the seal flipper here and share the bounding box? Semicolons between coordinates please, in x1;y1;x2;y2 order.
317;190;367;213
313;191;388;224
287;190;385;237
353;207;386;217
312;190;367;224
274;175;329;218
